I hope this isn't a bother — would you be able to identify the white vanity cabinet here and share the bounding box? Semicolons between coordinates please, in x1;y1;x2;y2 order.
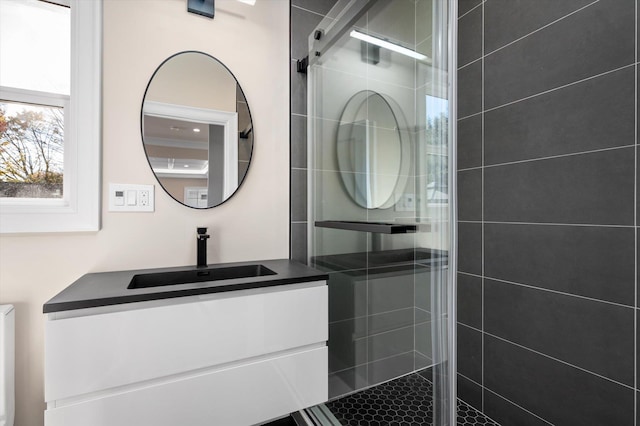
44;280;328;426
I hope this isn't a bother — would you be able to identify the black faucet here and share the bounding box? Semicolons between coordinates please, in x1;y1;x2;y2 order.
196;227;210;267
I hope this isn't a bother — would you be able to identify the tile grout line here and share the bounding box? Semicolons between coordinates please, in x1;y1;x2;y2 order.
480;0;486;413
460;271;640;312
458;321;483;334
329;305;428;326
483;63;635;114
313;61;419;92
329;349;418;378
483;0;600;58
290;4;326;19
467;273;636;310
458;371;483;388
413;1;423;374
482;387;556;426
457;63;636;123
457;144;637;171
339;322;425;341
634;2;638;426
458;56;483;71
484;331;637;392
458;110;484;121
458;219;635;228
482;144;635;169
458;1;485;20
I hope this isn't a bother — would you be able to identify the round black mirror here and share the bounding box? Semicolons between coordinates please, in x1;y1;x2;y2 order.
141;51;253;208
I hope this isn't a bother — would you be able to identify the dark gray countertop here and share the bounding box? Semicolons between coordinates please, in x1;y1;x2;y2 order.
43;259;328;313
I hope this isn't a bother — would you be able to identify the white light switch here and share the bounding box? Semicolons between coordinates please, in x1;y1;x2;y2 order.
126;190;137;206
109;183;154;212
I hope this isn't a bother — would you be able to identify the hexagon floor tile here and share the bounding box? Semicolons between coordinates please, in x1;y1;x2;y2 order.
325;372;499;426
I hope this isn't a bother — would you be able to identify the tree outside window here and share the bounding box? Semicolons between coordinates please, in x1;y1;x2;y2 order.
0;103;64;198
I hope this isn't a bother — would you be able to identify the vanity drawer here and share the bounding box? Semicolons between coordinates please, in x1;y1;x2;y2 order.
45;345;327;426
45;282;327;402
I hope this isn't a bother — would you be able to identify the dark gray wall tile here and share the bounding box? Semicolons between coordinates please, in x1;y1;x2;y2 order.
368;352;415;385
458;6;483;67
415;351;432;370
328;365;369;399
368;270;415;314
292;0;339;17
291;168;307;221
368;308;414;335
458;60;483;117
457;374;483;411
484;335;635;426
369;326;414;362
484;148;635;225
415;268;432;312
457;0;639;424
485;279;635;386
458;168;482;221
458;222;482;275
457;273;482;329
484;0;595;53
328;271;367;322
483;390;552;426
637;321;640;392
329;318;367;372
459;0;483;17
291;6;324;60
291;114;307;168
484;66;636;165
291;61;307;115
484;223;635;305
457;115;483;170
290;222;308;264
457;324;482;384
484;0;635;108
415;321;432;357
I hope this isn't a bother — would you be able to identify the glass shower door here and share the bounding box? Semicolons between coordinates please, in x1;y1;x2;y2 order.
306;0;456;425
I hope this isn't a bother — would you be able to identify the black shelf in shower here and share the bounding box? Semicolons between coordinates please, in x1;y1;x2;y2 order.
314;220;417;234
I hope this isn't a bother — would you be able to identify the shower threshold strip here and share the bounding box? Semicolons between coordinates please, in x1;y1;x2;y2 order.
302;370;501;426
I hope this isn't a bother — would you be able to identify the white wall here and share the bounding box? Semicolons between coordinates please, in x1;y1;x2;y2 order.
0;1;289;425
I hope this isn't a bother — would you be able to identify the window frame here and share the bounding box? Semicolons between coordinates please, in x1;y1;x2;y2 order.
0;0;102;233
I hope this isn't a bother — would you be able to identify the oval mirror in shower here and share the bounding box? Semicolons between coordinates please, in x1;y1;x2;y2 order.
336;90;411;209
141;51;253;209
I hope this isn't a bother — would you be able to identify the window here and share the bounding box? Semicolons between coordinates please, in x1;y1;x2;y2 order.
425;95;449;204
0;0;102;233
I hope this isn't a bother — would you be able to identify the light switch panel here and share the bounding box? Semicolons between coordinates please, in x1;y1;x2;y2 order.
109;183;154;212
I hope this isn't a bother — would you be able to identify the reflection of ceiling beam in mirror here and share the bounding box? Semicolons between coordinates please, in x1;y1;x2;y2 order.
143;115;209;148
143;135;210;151
144;144;208;161
150;157;209;179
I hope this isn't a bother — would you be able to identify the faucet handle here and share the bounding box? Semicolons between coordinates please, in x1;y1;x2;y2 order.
197;227;208;235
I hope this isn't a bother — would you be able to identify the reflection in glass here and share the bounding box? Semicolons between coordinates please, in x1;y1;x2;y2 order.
307;0;454;424
336;91;410;209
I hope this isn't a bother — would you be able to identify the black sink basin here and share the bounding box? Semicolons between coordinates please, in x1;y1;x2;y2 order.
128;264;277;289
